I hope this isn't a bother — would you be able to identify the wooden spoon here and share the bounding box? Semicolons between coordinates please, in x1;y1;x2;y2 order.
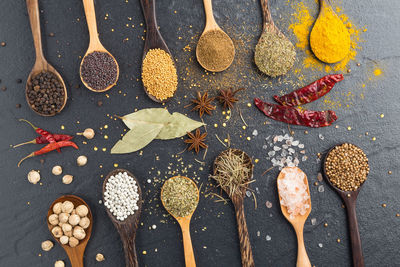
80;0;119;92
140;0;176;103
213;149;255;267
277;167;312;267
323;144;367;267
254;0;296;77
47;195;93;267
26;0;67;116
196;0;235;72
161;176;198;267
103;169;143;267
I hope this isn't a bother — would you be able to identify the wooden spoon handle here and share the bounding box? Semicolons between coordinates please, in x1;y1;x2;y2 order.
202;0;217;32
260;0;274;30
26;0;44;61
65;247;85;267
121;235;139;267
82;0;100;46
294;225;311;267
234;201;255;267
140;0;158;33
180;219;196;267
344;200;365;267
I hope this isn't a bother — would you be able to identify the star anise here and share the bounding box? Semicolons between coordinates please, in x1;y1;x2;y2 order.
184;129;208;154
217;88;245;110
191;91;215;117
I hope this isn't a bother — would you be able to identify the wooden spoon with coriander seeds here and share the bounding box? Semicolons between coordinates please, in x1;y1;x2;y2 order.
47;195;93;267
80;0;119;92
140;0;177;103
323;143;369;267
26;0;67;116
277;167;312;267
254;0;296;77
161;176;199;267
196;0;235;72
212;148;255;267
103;169;143;267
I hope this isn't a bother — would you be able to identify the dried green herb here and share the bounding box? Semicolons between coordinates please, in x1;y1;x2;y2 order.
161;176;199;218
254;31;296;77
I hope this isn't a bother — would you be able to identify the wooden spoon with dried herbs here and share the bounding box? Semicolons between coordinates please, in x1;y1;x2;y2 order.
254;0;296;77
212;148;255;267
161;176;199;267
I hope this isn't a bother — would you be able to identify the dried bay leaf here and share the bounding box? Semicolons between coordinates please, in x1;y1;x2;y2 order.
156;112;205;140
111;123;163;154
120;108;170;129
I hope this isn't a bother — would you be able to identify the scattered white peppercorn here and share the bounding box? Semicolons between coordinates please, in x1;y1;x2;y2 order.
62;201;74;213
76;205;89;217
79;217;91;229
77;128;95;139
41;240;54;251
96;253;105;262
48;214;59;225
27;170;41;184
62;174;73;184
77;155;88;166
51;227;63;238
69;236;79;247
69;214;81;226
52;165;63;175
59;235;69;245
73;226;86;240
59;213;69;223
54;260;65;267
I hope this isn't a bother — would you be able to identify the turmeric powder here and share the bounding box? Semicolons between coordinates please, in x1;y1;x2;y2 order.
310;6;350;63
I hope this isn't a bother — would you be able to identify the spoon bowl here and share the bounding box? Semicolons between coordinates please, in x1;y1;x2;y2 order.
103;169;143;267
26;0;67;116
47;195;93;267
161;176;199;267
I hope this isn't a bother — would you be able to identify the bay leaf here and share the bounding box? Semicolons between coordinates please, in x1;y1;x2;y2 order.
111;123;163;154
156;112;205;140
120;108;171;129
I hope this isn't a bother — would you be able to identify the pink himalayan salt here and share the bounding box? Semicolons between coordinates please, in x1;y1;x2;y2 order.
278;167;310;219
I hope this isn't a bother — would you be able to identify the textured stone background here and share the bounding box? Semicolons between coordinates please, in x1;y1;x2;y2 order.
0;0;399;266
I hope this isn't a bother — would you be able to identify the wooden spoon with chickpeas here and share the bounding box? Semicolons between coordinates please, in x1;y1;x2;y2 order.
47;195;93;267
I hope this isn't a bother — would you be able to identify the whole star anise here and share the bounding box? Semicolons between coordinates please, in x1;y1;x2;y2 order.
184;129;208;154
217;88;245;110
191;91;215;117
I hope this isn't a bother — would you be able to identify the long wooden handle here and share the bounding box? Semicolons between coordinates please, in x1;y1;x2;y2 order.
121;235;139;267
202;0;217;31
234;201;255;267
26;0;44;61
260;0;273;30
140;0;158;34
344;200;365;267
294;225;311;267
65;247;85;267
180;219;196;267
82;0;100;46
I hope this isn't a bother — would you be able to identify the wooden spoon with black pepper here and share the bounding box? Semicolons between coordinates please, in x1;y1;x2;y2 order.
323;143;368;267
26;0;67;116
212;149;255;267
47;195;93;267
139;0;177;103
103;169;143;267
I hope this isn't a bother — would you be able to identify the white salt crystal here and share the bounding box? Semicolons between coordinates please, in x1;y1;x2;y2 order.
318;185;325;192
266;201;272;208
252;130;258;136
277;135;283;142
292;140;299;146
246;191;251;197
298;144;304;149
311;218;317;225
318;243;323;248
273;146;281;151
319;134;324;140
268;151;276;157
266;235;271;241
317;173;323;182
262;145;268;150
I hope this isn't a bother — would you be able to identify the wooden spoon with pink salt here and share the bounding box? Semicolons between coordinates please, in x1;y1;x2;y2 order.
277;167;312;267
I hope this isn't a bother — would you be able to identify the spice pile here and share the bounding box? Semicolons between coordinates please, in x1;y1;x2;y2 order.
80;51;118;91
48;201;91;247
141;48;178;101
27;71;65;115
325;143;369;191
161;176;199;218
104;171;140;221
278;167;310;219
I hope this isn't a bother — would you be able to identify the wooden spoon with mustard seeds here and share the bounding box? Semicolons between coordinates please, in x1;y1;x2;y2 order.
47;195;93;267
26;0;67;116
323;143;368;267
80;0;119;92
196;0;235;72
212;149;255;267
254;0;296;77
103;169;143;267
140;0;177;103
310;0;350;63
277;167;312;267
161;176;199;267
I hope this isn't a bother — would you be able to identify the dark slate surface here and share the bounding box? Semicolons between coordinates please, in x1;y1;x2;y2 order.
1;0;399;266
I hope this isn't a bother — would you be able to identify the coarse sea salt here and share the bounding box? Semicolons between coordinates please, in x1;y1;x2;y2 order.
278;167;310;220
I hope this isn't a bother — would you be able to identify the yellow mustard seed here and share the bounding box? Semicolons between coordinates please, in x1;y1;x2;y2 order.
114;163;119;167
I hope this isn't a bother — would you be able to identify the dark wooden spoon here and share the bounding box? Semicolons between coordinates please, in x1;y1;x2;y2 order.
139;0;176;103
103;169;143;267
213;148;255;267
47;195;93;267
322;143;367;267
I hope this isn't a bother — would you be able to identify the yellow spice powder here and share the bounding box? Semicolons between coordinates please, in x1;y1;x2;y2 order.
142;48;178;101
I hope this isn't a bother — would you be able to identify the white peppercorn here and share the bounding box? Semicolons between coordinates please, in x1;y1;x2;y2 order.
51;226;63;238
77;128;95;139
52;165;63;175
27;170;41;184
54;260;65;267
76;205;89;217
62;174;73;184
79;217;91;229
73;226;86;240
96;253;105;262
77;155;87;166
59;213;69;223
59;236;69;245
69;236;79;247
48;214;59;226
69;214;80;226
41;240;53;251
62;223;72;233
53;202;62;214
62;201;74;213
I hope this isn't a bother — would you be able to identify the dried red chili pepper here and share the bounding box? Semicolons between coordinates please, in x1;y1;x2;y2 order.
273;74;344;106
13;134;74;148
17;140;79;167
254;98;337;128
19;119;56;143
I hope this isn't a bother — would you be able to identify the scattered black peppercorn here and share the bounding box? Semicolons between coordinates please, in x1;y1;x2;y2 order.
16;104;21;108
16;79;22;83
97;100;103;107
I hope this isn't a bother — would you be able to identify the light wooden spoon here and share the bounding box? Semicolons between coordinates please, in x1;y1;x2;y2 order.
26;0;67;116
196;0;235;72
80;0;119;92
277;167;311;267
47;195;93;267
161;176;198;267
